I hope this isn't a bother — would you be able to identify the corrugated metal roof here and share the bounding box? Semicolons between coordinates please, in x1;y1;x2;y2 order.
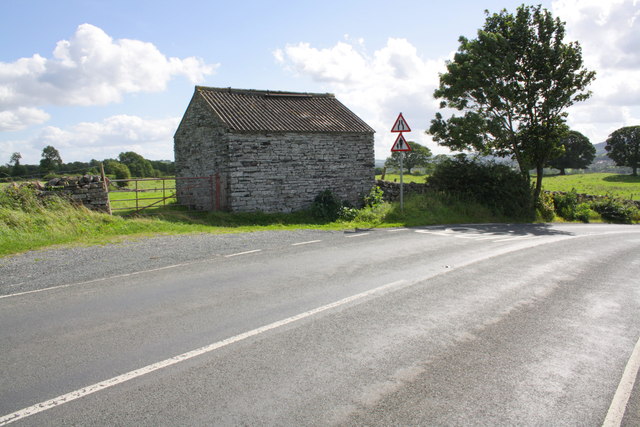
196;86;375;133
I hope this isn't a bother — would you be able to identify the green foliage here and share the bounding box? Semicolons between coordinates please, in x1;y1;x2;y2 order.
591;196;640;224
552;189;579;221
311;189;344;221
112;162;131;187
574;203;596;223
605;126;640;176
429;4;595;200
547;130;596;174
364;185;384;208
9;152;21;166
550;189;596;222
427;156;533;219
384;142;432;174
40;145;63;174
536;192;556;222
118;151;156;177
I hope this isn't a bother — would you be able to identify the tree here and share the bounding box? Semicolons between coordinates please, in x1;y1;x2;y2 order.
8;152;26;177
605;126;640;176
39;145;63;174
428;4;595;200
547;130;596;175
9;152;22;166
118;151;155;177
384;142;432;174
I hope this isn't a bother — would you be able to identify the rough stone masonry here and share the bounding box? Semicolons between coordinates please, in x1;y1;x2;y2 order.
174;86;376;213
45;175;111;213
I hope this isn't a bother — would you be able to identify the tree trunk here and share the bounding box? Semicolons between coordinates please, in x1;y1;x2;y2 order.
559;168;566;175
534;165;544;202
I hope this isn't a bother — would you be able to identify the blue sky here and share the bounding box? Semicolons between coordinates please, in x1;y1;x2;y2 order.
1;0;639;165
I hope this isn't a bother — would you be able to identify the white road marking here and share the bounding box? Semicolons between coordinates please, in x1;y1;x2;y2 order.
224;249;262;258
0;262;198;300
603;336;640;427
387;228;410;232
0;279;408;426
291;240;322;246
492;235;535;243
345;233;369;238
414;230;453;236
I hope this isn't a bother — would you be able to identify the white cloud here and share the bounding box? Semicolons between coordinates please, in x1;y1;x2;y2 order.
275;37;447;158
553;0;640;142
0;107;50;131
0;24;218;131
278;3;640;153
2;115;180;165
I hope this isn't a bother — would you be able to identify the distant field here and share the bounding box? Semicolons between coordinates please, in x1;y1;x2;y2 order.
108;178;177;214
540;173;640;200
376;174;427;184
377;172;640;200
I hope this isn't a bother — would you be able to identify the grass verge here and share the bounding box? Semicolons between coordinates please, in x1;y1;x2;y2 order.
0;185;529;256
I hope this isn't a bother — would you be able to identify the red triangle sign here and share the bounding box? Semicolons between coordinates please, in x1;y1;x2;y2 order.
391;133;412;152
391;113;411;132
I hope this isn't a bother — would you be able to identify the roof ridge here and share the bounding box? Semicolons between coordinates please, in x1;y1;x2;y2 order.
195;85;335;98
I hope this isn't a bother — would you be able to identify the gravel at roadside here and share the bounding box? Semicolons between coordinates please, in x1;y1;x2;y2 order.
0;230;344;297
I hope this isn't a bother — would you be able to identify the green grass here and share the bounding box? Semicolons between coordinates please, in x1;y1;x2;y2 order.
0;184;525;256
376;174;427;184
539;173;640;200
108;178;177;213
6;172;637;256
381;192;520;227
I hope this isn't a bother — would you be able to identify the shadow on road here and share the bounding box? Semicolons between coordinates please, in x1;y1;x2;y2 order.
412;223;575;237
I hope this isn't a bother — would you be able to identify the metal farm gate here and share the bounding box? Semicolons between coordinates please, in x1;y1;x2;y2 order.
108;175;225;214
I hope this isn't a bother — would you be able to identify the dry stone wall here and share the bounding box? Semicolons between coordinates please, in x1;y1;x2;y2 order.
45;175;110;213
376;180;428;202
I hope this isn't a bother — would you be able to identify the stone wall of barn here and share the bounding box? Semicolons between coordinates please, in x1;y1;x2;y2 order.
174;95;230;210
226;131;375;213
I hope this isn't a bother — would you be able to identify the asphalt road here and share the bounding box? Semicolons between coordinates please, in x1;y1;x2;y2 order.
0;223;639;426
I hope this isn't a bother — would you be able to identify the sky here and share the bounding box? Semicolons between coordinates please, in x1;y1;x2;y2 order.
1;0;639;166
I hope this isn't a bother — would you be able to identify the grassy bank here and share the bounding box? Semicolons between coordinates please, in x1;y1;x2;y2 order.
0;185;520;256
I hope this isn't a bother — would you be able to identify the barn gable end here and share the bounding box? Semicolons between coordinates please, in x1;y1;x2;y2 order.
174;86;375;213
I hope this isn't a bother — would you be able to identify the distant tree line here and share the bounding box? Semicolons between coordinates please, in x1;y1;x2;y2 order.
0;145;175;180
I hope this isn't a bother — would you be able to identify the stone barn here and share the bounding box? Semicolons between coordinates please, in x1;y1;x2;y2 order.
174;86;375;213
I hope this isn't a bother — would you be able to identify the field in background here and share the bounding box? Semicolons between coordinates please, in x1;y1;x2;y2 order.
540;173;640;200
108;178;178;214
377;172;640;200
375;174;426;184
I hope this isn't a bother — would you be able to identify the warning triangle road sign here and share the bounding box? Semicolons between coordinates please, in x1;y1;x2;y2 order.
391;113;411;132
391;133;412;152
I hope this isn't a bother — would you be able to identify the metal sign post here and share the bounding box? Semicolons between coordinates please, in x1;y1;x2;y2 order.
391;114;412;212
399;152;404;210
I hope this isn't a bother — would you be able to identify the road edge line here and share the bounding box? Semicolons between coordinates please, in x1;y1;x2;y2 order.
603;335;640;427
0;279;407;425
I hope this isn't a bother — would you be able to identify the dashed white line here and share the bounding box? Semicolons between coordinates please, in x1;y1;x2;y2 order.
291;240;322;246
0;262;198;300
224;249;262;258
0;278;408;426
